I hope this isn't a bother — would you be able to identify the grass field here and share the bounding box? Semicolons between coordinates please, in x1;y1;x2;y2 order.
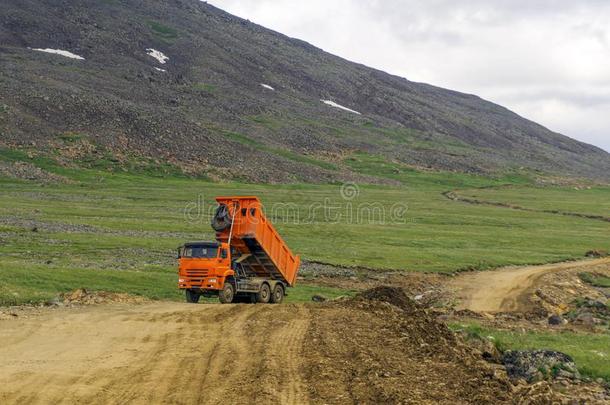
1;147;610;304
0;261;353;306
579;272;610;288
458;185;610;218
452;323;610;381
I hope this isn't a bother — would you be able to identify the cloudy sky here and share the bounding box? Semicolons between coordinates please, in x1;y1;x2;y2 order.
211;0;610;152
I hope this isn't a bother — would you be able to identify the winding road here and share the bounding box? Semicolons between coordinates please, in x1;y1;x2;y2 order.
449;257;610;313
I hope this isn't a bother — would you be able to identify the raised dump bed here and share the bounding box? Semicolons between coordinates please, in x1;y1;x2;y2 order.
214;196;300;286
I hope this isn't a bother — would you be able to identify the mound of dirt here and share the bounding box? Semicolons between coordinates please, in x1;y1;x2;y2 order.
305;268;448;309
303;286;514;403
0;161;70;183
60;289;147;305
302;286;609;403
357;286;424;314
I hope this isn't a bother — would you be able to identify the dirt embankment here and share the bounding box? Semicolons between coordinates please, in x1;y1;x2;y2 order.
303;287;514;404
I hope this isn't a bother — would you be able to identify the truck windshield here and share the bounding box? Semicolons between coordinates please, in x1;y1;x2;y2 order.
182;246;218;258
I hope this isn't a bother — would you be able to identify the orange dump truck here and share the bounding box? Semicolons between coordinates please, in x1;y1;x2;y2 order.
177;196;300;304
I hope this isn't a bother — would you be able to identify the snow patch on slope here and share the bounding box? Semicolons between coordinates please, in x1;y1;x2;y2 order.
146;49;169;64
31;48;84;60
155;67;167;72
321;99;361;115
261;83;274;90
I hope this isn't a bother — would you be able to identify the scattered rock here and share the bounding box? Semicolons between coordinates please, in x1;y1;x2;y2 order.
585;250;608;258
452;309;484;318
0;311;19;320
547;314;563;325
311;294;327;302
580;298;608;311
503;350;580;383
464;334;503;363
299;261;358;278
60;289;147;305
44;297;63;307
573;312;602;326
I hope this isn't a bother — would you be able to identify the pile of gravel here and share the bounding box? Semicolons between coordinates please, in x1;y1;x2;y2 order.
503;350;580;383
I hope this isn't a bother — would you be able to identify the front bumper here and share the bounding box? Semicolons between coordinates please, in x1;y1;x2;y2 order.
178;276;222;290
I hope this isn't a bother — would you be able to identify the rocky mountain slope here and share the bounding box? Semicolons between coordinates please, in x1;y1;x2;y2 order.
1;0;609;182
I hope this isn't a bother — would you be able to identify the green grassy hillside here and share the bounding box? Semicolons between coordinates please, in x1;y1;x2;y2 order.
1;148;609;305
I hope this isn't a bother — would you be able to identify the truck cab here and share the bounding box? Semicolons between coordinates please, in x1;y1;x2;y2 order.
178;241;234;302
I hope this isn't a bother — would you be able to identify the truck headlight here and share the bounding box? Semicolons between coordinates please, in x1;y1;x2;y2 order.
178;279;185;282
208;278;217;283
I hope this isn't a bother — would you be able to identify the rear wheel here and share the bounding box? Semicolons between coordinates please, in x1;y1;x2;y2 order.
218;282;235;304
256;283;271;304
185;289;200;303
270;284;284;304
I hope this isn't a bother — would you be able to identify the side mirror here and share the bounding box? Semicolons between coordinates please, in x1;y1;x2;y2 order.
220;249;227;259
176;248;181;260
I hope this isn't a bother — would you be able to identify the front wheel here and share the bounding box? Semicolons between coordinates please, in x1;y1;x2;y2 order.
270;284;284;304
185;289;200;303
219;282;235;304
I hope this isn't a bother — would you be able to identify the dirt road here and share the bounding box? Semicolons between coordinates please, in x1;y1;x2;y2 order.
450;257;610;313
1;285;605;404
0;291;520;404
0;302;310;405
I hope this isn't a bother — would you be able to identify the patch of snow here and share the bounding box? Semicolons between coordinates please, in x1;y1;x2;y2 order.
146;48;169;64
31;48;84;60
261;83;274;90
321;99;361;115
154;67;167;72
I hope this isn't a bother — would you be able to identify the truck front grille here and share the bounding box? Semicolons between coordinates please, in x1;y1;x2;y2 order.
185;269;209;283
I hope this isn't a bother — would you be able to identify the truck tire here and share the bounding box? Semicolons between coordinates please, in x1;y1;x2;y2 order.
256;283;271;304
218;282;235;304
270;283;284;304
185;289;200;303
211;204;232;231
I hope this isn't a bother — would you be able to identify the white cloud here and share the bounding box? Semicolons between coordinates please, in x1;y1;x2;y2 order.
210;0;610;151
